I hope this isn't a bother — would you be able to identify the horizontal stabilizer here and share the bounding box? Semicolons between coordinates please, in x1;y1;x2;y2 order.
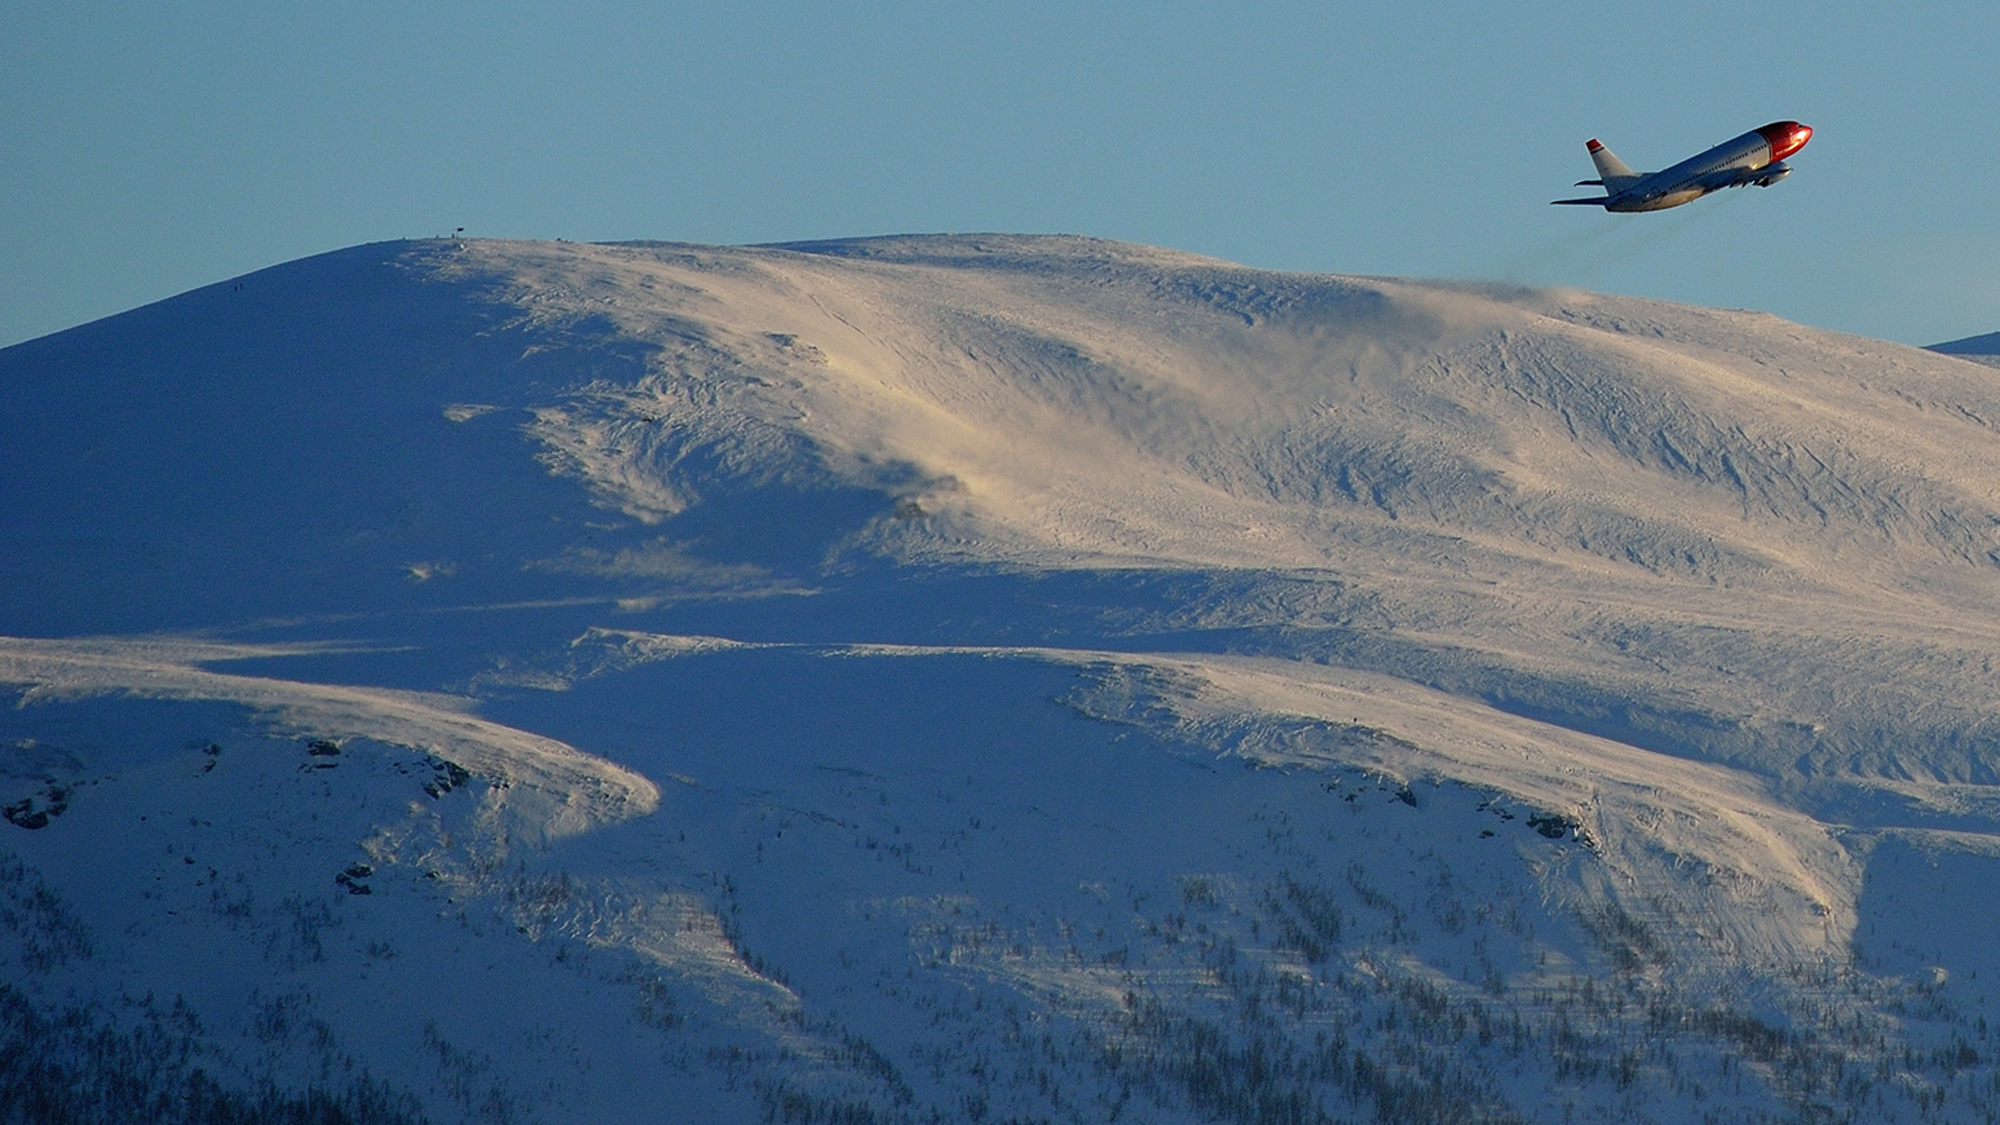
1574;179;1603;186
1550;197;1609;207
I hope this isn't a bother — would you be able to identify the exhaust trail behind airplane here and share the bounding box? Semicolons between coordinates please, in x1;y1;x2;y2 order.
1552;121;1813;212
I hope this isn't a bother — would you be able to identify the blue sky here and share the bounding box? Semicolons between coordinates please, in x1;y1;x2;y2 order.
4;1;1996;348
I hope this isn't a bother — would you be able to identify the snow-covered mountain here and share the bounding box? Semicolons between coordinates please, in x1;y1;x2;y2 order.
8;235;2000;1123
1932;330;2000;369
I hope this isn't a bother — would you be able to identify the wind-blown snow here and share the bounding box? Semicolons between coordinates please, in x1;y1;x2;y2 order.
0;636;659;843
7;234;2000;1122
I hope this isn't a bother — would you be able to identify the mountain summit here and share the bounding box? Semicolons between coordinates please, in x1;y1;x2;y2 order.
7;236;2000;1122
1931;328;2000;367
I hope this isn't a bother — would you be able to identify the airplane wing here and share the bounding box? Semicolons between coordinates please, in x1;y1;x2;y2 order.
1694;162;1793;191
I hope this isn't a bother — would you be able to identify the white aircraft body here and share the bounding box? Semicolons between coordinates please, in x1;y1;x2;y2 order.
1552;121;1813;212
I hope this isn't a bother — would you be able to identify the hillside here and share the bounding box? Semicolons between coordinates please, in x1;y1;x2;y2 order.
7;236;2000;1122
1932;330;2000;369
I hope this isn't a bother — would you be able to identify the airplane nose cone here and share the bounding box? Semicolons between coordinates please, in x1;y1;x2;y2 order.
1759;121;1814;161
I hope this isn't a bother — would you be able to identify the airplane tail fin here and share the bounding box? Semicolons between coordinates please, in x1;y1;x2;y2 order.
1586;140;1644;192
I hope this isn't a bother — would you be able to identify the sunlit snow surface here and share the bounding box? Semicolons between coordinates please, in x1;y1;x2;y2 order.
7;236;2000;1122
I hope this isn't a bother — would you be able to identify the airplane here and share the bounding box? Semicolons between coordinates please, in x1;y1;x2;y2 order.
1551;121;1813;212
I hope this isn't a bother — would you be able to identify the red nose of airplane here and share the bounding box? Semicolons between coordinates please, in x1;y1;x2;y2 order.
1758;121;1814;161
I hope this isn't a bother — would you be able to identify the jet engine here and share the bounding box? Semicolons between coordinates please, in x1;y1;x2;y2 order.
1753;162;1792;187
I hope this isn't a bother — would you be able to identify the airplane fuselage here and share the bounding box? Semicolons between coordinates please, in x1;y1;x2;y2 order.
1554;121;1813;212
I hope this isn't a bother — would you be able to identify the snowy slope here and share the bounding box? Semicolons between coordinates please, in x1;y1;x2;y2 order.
1931;329;2000;366
8;236;2000;1122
